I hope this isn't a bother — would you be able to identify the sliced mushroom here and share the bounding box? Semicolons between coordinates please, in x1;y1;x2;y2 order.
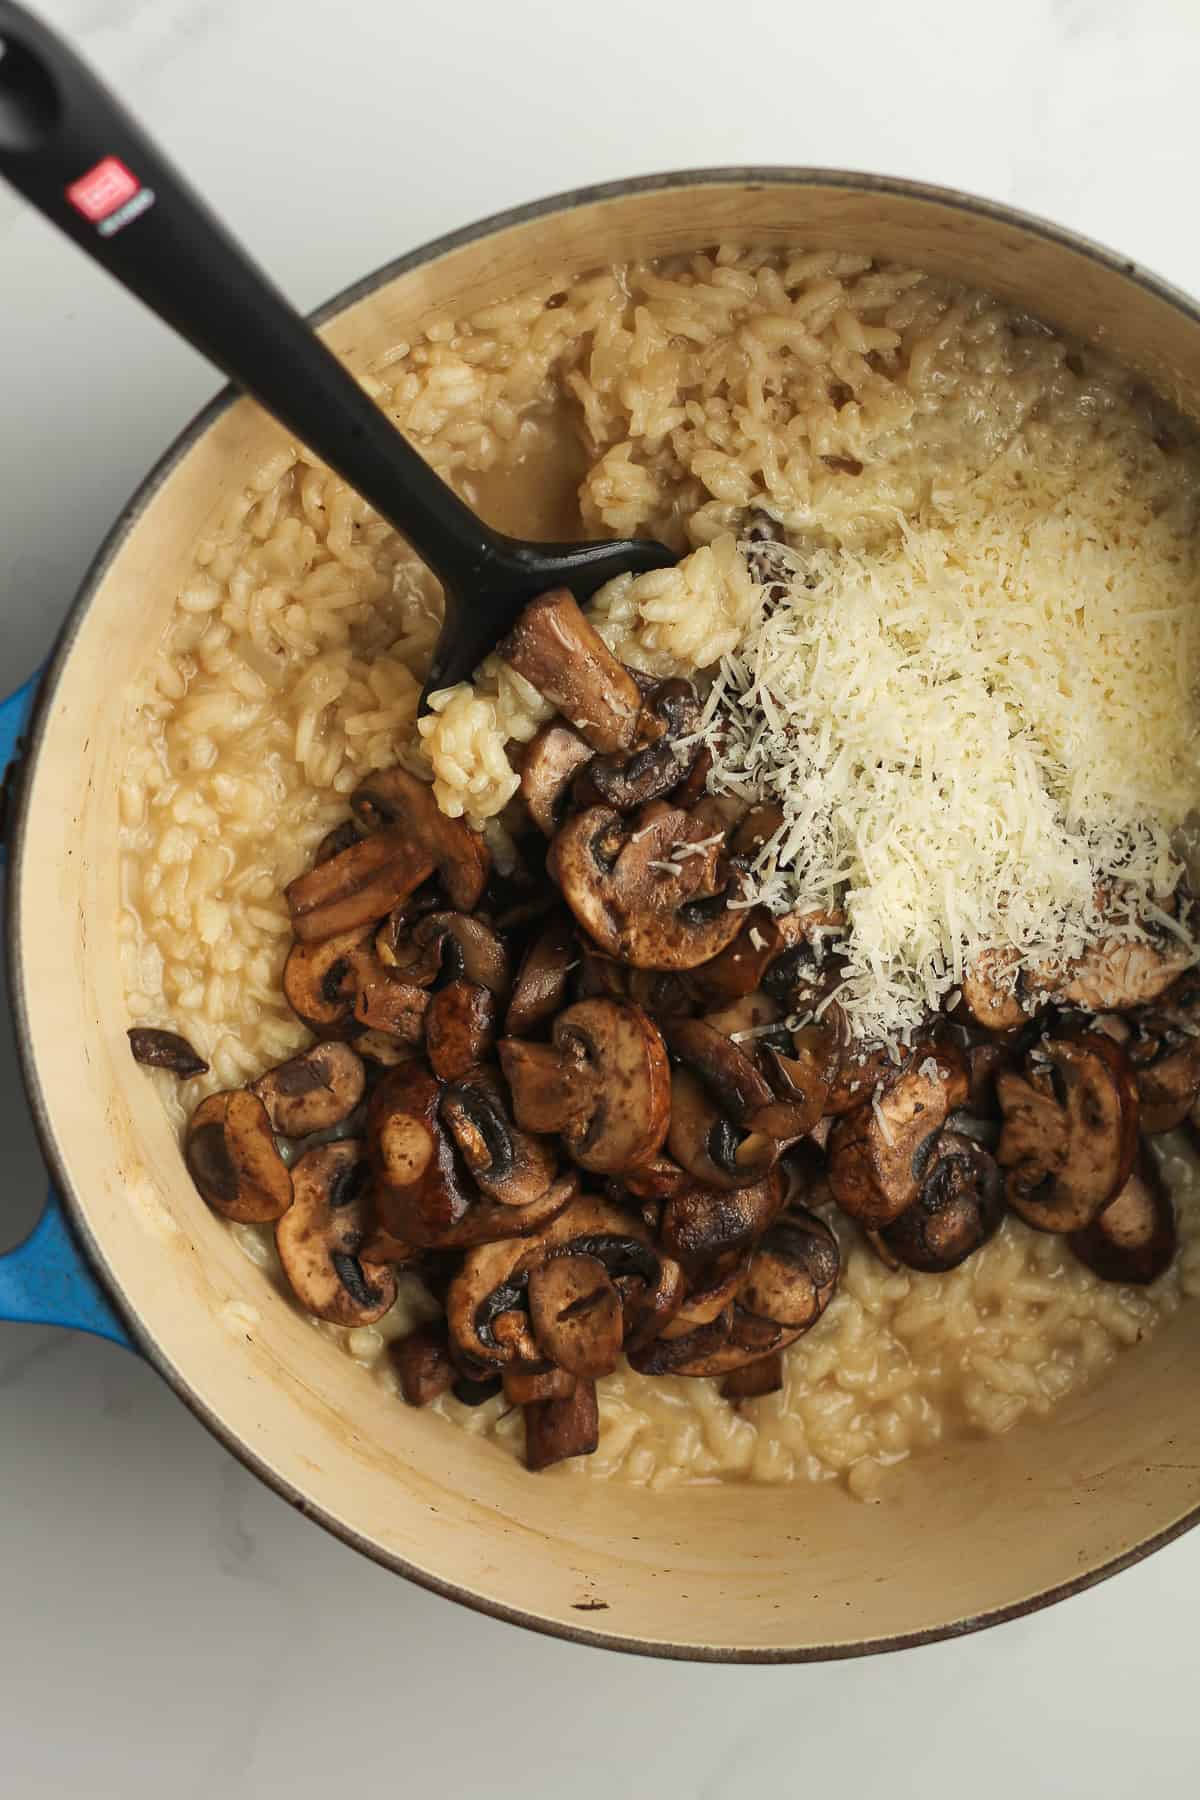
391;1319;455;1406
439;1069;560;1207
761;1007;847;1137
503;1365;577;1405
379;910;510;997
314;818;361;864
1068;1148;1177;1284
657;1171;786;1268
739;1206;841;1331
353;973;430;1043
445;1196;676;1373
499;588;647;754
667;1065;783;1191
1128;978;1200;1132
880;1132;1005;1272
505;912;577;1037
521;722;595;836
350;766;490;911
827;1045;968;1227
527;1254;623;1378
282;925;375;1037
425;981;498;1081
500;999;671;1173
524;1378;600;1471
276;1140;396;1325
1035;937;1194;1014
367;1061;473;1244
579;679;700;813
996;1031;1140;1231
127;1027;209;1079
355;1029;420;1070
185;1089;293;1222
666;1018;778;1125
285;828;434;942
823;1038;894;1116
721;1352;784;1400
251;1041;366;1137
658;1253;750;1336
621;1153;690;1200
960;950;1027;1032
550;801;745;971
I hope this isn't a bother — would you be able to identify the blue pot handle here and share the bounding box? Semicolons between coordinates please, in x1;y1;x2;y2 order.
1;670;132;1348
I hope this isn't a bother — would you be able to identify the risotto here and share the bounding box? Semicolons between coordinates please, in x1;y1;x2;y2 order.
119;246;1200;1495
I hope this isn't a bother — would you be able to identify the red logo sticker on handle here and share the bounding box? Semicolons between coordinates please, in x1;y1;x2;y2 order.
66;156;139;222
65;158;155;236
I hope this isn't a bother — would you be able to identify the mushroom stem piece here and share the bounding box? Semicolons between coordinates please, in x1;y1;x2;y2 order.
500;589;646;754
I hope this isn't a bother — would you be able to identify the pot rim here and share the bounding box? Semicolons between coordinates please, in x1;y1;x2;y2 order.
9;164;1200;1662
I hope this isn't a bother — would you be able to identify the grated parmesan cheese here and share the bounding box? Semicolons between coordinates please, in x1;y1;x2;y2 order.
707;437;1200;1042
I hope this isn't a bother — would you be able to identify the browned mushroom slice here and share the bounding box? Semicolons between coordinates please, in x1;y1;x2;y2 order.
276;1141;396;1325
658;1171;787;1269
354;973;430;1044
503;1365;577;1405
880;1132;1005;1272
996;1031;1140;1232
550;800;744;972
667;1066;783;1191
439;1070;559;1207
314;818;361;865
666;1019;778;1125
367;1061;473;1244
622;1153;690;1200
424;1175;578;1252
658;1253;750;1336
721;1351;784;1400
524;1378;600;1470
823;1038;894;1116
960;950;1027;1032
527;1253;623;1378
425;980;498;1081
391;1318;455;1406
505;912;577;1037
285;828;434;942
761;1007;847;1137
283;925;376;1037
1035;936;1193;1013
381;910;511;998
827;1045;968;1227
965;1039;1013;1117
500;998;671;1174
628;1311;736;1376
1128;978;1200;1132
499;588;647;754
446;1194;677;1373
1068;1147;1177;1284
740;1206;840;1331
862;1226;903;1272
350;765;490;911
127;1027;209;1078
251;1041;366;1136
582;679;701;813
185;1090;293;1222
521;722;595;836
355;1030;420;1070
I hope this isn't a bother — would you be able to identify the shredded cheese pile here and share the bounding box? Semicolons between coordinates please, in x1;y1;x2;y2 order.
696;441;1200;1041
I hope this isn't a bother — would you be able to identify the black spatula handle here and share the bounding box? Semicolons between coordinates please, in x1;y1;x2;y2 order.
0;0;497;589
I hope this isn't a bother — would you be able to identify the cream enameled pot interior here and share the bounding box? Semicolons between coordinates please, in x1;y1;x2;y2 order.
14;175;1200;1658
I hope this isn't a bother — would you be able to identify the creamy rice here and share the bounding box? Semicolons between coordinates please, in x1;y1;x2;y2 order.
119;246;1200;1493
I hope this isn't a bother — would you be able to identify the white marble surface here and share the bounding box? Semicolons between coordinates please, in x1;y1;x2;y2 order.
4;0;1200;1792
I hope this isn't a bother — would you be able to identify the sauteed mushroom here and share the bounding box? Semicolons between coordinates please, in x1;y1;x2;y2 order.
379;910;510;997
524;1379;600;1471
960;950;1027;1032
880;1131;1005;1272
285;828;434;942
527;1253;624;1377
350;765;490;910
1068;1148;1177;1284
439;1069;560;1207
827;1045;968;1227
500;998;671;1173
185;1089;293;1222
721;1352;784;1400
657;1171;786;1268
1128;976;1200;1133
127;1027;208;1078
521;721;595;836
582;681;701;813
353;972;430;1043
505;912;577;1037
368;1061;473;1243
282;925;375;1037
499;588;648;754
1039;937;1193;1014
549;800;744;971
276;1141;396;1325
667;1066;784;1190
251;1041;365;1136
425;980;498;1081
391;1319;455;1407
995;1030;1139;1231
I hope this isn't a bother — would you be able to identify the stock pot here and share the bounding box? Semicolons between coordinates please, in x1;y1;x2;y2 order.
4;169;1200;1659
